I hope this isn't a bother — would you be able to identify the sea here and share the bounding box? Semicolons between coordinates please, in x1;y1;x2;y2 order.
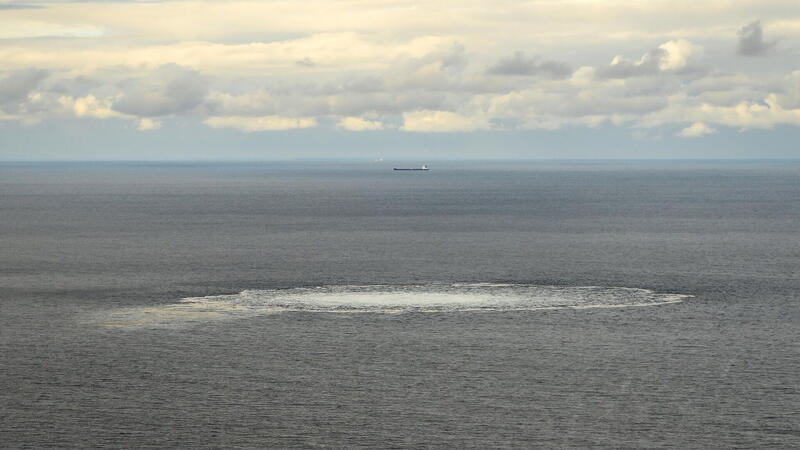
1;160;798;448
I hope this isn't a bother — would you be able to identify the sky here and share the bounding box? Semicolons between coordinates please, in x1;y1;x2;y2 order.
0;0;799;160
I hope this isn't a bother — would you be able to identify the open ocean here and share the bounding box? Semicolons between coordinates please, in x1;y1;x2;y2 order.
1;160;798;448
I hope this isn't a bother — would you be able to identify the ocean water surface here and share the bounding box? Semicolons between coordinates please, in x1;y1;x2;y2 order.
1;160;798;448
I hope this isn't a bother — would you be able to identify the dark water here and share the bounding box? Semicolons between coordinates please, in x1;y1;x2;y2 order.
1;160;798;448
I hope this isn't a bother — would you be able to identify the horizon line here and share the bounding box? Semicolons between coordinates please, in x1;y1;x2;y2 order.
2;157;800;164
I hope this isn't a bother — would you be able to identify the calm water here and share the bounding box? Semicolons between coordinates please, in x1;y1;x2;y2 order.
1;161;798;448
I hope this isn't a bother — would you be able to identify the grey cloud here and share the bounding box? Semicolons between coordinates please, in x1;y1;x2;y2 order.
310;76;385;96
538;85;670;117
113;64;207;117
388;43;468;90
269;90;448;117
686;73;752;94
567;95;668;116
695;89;762;107
484;76;678;130
340;76;384;93
48;75;102;96
326;91;450;116
204;90;276;116
737;20;776;56
487;51;573;79
203;70;450;119
773;73;800;109
285;95;332;116
0;3;42;9
672;64;710;79
686;73;768;106
264;75;382;97
295;57;316;67
617;77;682;97
439;43;468;72
0;68;49;104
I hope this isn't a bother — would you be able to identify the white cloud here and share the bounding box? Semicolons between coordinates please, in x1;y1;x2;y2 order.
401;110;489;132
0;19;104;39
698;95;800;130
598;40;702;78
137;118;161;131
657;39;701;70
8;0;799;47
63;95;120;119
204;115;317;132
0;33;451;76
337;116;384;131
677;122;715;137
0;0;799;137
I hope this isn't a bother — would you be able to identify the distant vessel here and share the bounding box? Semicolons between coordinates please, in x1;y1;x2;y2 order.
394;164;429;171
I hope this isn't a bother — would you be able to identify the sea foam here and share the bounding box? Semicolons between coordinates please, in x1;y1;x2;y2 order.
90;283;691;327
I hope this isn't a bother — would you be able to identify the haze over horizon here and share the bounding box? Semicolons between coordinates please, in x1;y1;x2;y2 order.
1;0;799;160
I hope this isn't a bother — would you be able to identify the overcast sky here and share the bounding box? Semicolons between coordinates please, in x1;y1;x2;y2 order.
1;0;799;160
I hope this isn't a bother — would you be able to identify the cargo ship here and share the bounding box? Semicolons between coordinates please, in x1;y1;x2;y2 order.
393;164;429;171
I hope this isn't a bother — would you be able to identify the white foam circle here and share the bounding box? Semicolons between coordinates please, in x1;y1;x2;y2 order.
91;284;691;327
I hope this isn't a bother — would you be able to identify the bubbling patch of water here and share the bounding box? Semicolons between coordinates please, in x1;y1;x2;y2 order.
90;283;691;328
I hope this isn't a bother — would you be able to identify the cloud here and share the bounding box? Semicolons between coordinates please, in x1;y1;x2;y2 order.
204;115;317;132
63;94;120;119
481;76;672;130
487;51;572;78
337;116;384;131
677;122;715;137
0;3;42;9
0;68;48;105
697;95;800;130
339;76;385;93
388;43;468;90
112;64;207;117
137;118;161;131
9;0;798;49
204;90;276;117
1;1;799;138
598;49;664;78
295;57;316;67
657;40;701;70
0;32;449;76
48;76;102;97
773;71;800;109
0;19;104;39
737;20;777;56
598;40;701;78
401;110;488;132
